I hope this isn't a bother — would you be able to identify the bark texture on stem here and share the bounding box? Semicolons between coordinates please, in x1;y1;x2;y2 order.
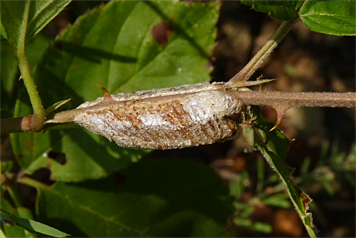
229;91;356;108
0;115;41;134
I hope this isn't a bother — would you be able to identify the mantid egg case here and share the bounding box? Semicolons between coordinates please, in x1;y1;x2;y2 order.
74;82;243;149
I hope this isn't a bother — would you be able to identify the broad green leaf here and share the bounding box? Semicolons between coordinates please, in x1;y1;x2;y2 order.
241;0;303;21
300;0;356;36
34;0;219;101
242;106;317;237
1;209;68;237
12;0;220;182
37;160;233;237
0;0;71;47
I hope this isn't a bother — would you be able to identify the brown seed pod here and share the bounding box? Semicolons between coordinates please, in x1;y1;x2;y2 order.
73;82;243;149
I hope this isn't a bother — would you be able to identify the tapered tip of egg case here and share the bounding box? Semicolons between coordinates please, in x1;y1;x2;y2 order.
97;84;114;103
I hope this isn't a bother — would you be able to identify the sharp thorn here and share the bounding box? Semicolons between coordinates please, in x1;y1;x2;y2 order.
97;84;113;102
270;104;291;131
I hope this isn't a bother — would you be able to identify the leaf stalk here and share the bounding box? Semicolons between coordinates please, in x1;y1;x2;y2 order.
15;0;46;132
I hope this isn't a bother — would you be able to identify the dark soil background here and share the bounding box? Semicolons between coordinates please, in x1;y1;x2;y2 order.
2;1;355;237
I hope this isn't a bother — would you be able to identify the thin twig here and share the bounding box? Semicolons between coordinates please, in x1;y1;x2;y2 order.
224;17;300;87
16;1;45;131
0;116;34;134
229;90;356;108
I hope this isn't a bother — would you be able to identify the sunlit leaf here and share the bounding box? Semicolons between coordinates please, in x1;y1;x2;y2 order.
0;0;71;47
12;0;220;182
241;0;303;21
1;209;68;237
300;0;356;36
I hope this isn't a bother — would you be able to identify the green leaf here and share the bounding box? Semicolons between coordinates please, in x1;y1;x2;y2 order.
12;0;220;182
0;229;6;238
0;48;18;119
45;99;71;115
262;193;291;209
1;32;50;119
0;161;14;174
11;122;148;182
229;171;249;199
242;106;317;238
241;0;303;21
300;0;356;36
233;218;272;233
0;200;26;238
0;50;18;94
1;209;68;237
0;0;71;47
35;0;219;101
25;33;51;70
36;160;233;237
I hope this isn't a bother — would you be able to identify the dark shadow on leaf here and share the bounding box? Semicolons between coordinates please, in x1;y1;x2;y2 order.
55;41;137;64
38;159;232;236
65;160;233;228
122;159;233;223
48;150;66;165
